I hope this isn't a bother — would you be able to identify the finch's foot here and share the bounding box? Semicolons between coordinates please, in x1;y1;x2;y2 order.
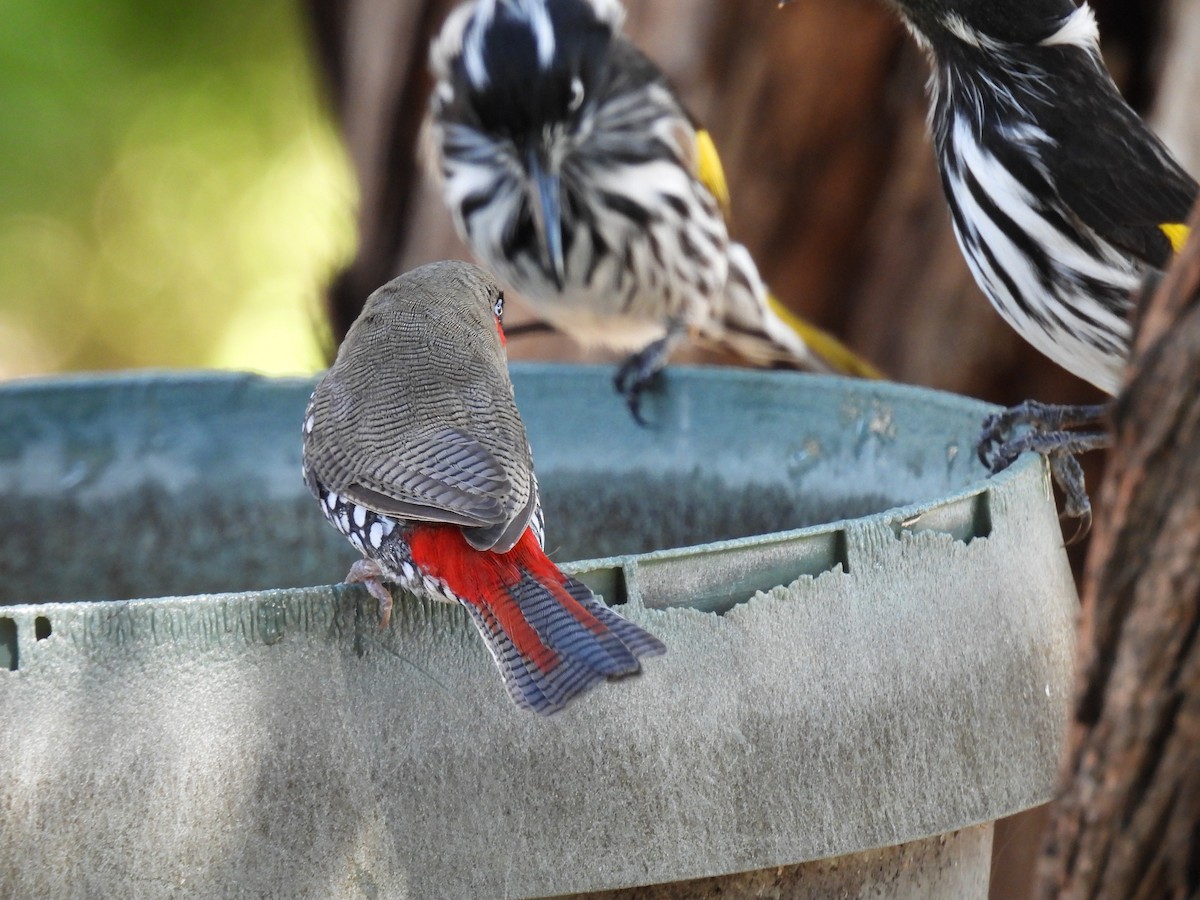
613;322;686;425
977;400;1112;541
345;558;394;629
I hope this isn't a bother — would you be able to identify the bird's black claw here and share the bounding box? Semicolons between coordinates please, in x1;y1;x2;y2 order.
978;409;1012;469
614;340;671;427
979;410;1030;474
626;389;650;427
977;400;1112;537
977;400;1112;472
613;366;658;426
1049;451;1093;545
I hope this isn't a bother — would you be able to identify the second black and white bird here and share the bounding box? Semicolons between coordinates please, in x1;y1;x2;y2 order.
886;0;1195;396
428;0;881;418
873;0;1197;525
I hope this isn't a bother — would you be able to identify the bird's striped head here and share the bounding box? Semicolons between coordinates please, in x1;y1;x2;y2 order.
431;0;627;287
885;0;1097;54
433;0;624;133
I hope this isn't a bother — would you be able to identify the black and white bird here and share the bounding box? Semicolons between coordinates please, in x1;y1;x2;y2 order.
427;0;882;419
872;0;1197;524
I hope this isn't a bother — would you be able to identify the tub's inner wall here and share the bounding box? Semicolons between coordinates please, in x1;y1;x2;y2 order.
0;368;995;605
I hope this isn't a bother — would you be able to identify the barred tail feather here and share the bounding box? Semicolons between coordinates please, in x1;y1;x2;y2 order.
432;530;664;714
560;576;667;661
464;599;602;714
701;242;885;379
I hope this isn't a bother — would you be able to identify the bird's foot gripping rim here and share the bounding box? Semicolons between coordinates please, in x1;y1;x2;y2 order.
613;323;686;426
977;400;1113;544
345;558;395;629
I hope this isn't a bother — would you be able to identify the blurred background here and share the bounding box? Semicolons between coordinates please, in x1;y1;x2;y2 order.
0;0;354;378
4;1;1198;895
5;0;1198;394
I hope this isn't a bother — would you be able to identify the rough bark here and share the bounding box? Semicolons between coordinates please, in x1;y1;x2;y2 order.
1032;4;1200;895
1037;199;1200;899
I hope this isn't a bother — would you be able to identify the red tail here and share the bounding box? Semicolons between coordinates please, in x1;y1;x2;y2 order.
407;526;665;714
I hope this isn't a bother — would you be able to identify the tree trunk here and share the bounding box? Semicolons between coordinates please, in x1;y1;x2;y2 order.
1034;3;1200;894
1036;198;1200;899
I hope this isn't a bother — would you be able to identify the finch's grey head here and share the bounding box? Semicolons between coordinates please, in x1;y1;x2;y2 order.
885;0;1094;52
430;0;626;288
340;260;508;366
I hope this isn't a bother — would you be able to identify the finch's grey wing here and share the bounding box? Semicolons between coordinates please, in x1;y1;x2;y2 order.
341;424;513;528
306;375;512;529
462;480;539;552
303;259;539;549
341;421;538;551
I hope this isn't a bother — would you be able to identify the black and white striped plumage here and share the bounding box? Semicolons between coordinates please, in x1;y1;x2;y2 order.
431;0;722;350
428;0;880;414
892;0;1197;394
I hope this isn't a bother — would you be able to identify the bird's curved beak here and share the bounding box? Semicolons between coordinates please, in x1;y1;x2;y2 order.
526;147;566;290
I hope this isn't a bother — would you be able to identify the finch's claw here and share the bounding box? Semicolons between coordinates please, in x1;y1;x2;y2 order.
345;558;395;629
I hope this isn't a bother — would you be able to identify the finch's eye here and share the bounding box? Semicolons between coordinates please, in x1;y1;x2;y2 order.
493;291;505;321
568;77;585;112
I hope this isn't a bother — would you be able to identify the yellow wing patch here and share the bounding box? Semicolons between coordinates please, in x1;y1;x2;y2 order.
1160;223;1191;254
695;129;732;222
766;292;886;380
693;127;883;380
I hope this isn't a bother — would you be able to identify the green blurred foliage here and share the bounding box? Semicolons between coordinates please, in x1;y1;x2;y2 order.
0;0;355;378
